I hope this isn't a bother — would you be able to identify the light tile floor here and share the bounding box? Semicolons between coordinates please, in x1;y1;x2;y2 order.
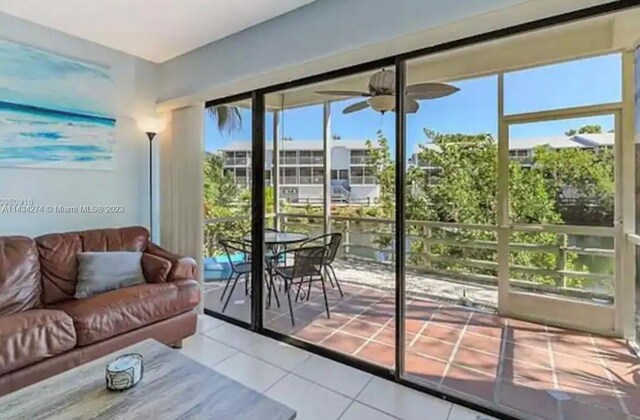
183;315;495;420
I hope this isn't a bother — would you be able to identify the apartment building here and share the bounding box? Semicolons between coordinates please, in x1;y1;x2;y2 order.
220;139;381;204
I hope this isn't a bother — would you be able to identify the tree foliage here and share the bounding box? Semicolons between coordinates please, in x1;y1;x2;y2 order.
565;124;602;136
206;105;243;135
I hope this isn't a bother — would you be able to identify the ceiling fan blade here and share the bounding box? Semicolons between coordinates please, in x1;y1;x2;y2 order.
406;83;459;99
316;90;370;97
343;101;370;114
405;98;419;114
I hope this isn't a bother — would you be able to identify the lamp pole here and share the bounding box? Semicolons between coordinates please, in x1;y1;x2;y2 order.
137;117;165;242
146;131;157;241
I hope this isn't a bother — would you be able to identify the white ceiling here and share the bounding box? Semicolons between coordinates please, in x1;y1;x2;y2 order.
0;0;318;62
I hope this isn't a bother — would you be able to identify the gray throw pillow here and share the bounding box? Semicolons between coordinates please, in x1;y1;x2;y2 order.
75;251;146;299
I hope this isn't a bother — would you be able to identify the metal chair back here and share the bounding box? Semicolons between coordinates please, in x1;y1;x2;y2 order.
219;238;250;271
291;246;326;279
301;233;342;264
324;233;342;264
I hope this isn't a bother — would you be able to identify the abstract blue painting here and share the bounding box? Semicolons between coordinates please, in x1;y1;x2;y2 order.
0;38;115;170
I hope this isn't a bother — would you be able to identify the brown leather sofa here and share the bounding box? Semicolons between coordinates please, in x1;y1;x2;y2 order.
0;226;200;397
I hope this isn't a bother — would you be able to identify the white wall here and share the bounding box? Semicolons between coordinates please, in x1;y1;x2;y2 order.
0;13;160;237
331;147;350;170
158;0;610;109
350;185;380;202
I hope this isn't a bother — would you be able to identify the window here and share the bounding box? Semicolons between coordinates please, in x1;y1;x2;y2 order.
235;151;248;165
299;167;312;184
281;151;297;164
280;167;297;184
350;150;371;165
299;151;313;164
312;150;324;164
350;167;364;184
332;170;348;180
312;168;324;184
364;167;376;184
509;149;530;162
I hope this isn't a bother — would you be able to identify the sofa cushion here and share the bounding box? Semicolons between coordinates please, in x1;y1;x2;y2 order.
52;280;200;347
0;236;42;316
36;227;149;305
75;251;145;298
35;232;83;305
141;252;172;284
0;309;76;376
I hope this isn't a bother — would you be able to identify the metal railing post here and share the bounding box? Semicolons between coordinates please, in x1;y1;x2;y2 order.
556;233;568;288
424;225;432;268
344;220;350;256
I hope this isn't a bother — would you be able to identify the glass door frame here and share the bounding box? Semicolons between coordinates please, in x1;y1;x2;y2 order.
255;64;405;380
498;99;625;335
202;93;255;330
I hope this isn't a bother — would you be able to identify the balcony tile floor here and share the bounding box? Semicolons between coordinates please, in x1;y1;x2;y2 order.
187;315;492;420
203;272;640;420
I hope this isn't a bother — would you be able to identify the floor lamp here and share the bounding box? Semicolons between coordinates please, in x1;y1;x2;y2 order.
136;118;167;241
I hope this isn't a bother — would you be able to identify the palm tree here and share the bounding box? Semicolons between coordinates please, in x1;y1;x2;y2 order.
206;105;243;135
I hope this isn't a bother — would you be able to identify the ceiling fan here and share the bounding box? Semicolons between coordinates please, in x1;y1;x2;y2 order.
316;69;459;114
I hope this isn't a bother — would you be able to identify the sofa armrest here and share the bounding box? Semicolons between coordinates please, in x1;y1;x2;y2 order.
174;279;201;310
145;242;198;282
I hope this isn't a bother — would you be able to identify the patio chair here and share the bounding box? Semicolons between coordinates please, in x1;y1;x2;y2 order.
273;246;330;326
219;239;252;313
300;233;344;297
219;238;281;312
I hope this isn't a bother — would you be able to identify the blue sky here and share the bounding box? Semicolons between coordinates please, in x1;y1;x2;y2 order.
205;54;621;154
0;39;114;117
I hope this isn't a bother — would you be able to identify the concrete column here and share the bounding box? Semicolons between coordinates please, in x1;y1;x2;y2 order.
273;109;281;229
323;101;332;235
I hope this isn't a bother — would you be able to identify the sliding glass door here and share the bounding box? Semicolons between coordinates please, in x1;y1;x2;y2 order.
395;40;631;418
262;68;399;371
202;97;253;325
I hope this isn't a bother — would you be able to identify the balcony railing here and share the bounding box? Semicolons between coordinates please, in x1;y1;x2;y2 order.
281;176;298;185
280;157;298;165
225;157;248;165
300;156;323;165
351;176;377;185
350;156;373;165
204;213;615;304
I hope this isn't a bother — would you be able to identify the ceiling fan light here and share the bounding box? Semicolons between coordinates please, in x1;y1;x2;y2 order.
368;95;396;113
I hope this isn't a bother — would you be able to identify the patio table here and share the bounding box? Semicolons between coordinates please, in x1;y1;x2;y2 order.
241;231;309;308
242;231;309;246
